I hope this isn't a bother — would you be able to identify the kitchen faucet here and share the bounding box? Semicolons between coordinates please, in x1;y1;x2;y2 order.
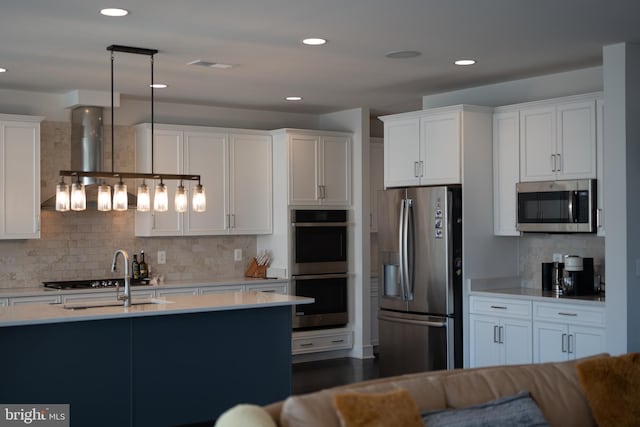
111;249;131;307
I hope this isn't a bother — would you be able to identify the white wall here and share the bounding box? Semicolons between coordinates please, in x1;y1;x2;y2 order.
318;108;372;359
422;67;603;109
603;43;640;354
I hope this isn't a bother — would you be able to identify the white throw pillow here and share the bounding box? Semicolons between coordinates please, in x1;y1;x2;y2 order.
215;404;277;427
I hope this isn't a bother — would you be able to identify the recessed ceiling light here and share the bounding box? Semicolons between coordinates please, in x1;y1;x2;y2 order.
0;68;6;73
302;38;327;46
454;59;476;66
99;8;129;17
285;96;303;101
150;83;167;89
385;50;421;59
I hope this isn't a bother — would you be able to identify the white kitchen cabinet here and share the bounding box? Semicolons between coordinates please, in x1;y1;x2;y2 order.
135;124;272;236
61;288;156;303
156;287;199;297
0;298;7;307
0;115;43;240
9;295;61;306
596;98;605;236
380;109;461;188
520;98;597;182
369;139;384;232
292;329;353;355
286;130;351;206
533;301;606;363
469;296;532;368
199;284;244;295
245;282;288;294
492;111;521;236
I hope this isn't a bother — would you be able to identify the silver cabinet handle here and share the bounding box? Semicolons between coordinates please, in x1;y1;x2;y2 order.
331;339;345;344
568;334;574;354
322;185;327;199
556;153;562;172
558;312;577;317
231;213;236;228
414;161;420;178
551;154;556;172
493;325;499;343
562;333;568;353
300;343;313;347
490;305;507;310
499;326;504;344
419;160;424;177
597;208;603;229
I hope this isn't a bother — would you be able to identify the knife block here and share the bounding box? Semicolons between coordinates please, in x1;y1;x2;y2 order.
244;258;267;278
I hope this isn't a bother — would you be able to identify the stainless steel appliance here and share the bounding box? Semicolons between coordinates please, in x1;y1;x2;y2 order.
377;186;462;376
290;209;349;329
516;179;597;233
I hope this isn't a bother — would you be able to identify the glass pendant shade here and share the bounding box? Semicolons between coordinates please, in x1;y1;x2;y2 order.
192;184;206;213
154;182;168;212
175;184;188;213
113;181;128;211
55;181;70;212
137;182;150;212
70;182;86;211
97;185;112;211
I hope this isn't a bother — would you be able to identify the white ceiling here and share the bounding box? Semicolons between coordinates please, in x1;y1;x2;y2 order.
1;0;639;116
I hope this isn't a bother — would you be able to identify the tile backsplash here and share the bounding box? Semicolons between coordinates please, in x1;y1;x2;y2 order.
0;121;256;289
517;233;605;288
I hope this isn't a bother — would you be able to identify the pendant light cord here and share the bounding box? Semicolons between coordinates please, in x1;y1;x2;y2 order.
151;55;154;175
111;50;115;174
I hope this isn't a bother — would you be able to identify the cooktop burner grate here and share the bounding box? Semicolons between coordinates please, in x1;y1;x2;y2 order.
42;279;149;290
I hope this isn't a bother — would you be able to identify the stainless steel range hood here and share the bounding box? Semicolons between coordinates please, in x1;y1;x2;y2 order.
41;106;137;210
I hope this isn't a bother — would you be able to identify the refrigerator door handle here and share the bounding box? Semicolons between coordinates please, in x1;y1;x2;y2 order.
406;198;415;299
398;199;407;301
378;313;447;328
402;198;411;300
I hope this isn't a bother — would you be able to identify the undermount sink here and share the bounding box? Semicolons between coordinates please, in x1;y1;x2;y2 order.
63;298;173;310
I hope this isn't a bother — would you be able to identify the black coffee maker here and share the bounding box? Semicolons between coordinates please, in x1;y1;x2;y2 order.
561;256;595;296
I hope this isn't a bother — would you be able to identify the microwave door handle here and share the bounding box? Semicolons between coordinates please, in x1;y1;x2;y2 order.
569;191;576;223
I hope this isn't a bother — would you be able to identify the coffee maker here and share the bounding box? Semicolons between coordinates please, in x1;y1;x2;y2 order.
561;255;595;296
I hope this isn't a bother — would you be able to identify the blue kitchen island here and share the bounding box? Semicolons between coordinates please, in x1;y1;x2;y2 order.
0;292;311;427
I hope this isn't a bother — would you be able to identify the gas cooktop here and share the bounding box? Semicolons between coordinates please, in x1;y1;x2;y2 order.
42;278;150;290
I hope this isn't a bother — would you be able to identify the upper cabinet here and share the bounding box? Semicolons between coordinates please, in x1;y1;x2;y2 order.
492;111;521;236
520;98;597;182
380;109;460;188
0;114;43;240
286;130;351;206
135;124;272;237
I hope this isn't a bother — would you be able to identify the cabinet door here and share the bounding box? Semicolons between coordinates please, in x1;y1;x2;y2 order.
139;129;183;236
320;135;350;205
493;112;521;236
420;112;461;185
556;100;596;179
570;325;606;359
469;314;501;368
520;106;556;181
0;121;40;239
596;99;605;236
502;318;533;365
533;321;568;363
184;131;227;235
289;134;320;204
370;140;384;232
384;118;420;188
229;133;272;234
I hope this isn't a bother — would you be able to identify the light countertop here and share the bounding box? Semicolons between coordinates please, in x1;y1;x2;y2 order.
0;291;312;327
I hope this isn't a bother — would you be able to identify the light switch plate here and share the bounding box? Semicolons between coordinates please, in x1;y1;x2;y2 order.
157;250;166;264
234;249;242;261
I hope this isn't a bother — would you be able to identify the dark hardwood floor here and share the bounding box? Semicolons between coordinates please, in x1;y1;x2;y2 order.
292;356;381;395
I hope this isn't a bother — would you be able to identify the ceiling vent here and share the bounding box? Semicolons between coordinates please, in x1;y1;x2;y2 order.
187;60;232;69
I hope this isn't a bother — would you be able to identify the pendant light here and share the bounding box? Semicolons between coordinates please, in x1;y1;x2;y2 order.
137;180;150;212
56;44;206;213
70;177;86;211
113;179;128;211
175;181;188;213
55;178;70;212
154;179;168;212
97;184;112;211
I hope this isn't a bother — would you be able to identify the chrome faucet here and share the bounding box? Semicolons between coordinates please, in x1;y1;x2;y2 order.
111;249;131;307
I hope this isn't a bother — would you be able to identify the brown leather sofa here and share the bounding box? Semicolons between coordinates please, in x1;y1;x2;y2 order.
264;356;600;427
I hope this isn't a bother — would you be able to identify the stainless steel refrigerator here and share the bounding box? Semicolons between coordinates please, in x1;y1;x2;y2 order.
377;186;462;377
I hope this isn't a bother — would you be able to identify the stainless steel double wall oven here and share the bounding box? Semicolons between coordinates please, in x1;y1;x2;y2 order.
290;209;348;329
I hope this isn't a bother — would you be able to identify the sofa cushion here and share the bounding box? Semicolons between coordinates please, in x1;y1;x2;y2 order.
421;391;549;427
333;389;423;427
576;352;640;427
215;404;277;427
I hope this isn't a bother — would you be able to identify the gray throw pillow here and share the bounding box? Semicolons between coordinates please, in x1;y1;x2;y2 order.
422;391;549;427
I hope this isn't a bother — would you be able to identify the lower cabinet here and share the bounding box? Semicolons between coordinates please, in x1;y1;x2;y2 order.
533;301;606;363
156;287;199;297
9;295;61;306
292;329;353;355
469;296;532;368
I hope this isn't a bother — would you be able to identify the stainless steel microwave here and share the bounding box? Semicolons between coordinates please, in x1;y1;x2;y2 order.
516;179;597;233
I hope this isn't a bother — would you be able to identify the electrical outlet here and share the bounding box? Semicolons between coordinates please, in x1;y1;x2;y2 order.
552;253;563;263
157;250;166;265
234;248;242;261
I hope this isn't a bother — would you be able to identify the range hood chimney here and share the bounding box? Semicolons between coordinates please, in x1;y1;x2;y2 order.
71;106;104;185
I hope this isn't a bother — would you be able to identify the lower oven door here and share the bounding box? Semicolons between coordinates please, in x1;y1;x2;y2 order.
291;273;348;329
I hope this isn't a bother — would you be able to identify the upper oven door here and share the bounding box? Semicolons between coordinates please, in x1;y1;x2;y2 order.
516;179;595;232
291;222;348;275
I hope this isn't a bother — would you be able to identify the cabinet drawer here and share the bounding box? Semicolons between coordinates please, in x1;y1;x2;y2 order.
199;285;243;295
469;296;532;319
9;295;62;306
533;302;605;327
292;331;353;355
245;283;288;294
156;287;199;297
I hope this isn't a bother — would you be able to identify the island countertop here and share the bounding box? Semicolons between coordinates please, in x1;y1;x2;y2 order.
0;291;313;327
